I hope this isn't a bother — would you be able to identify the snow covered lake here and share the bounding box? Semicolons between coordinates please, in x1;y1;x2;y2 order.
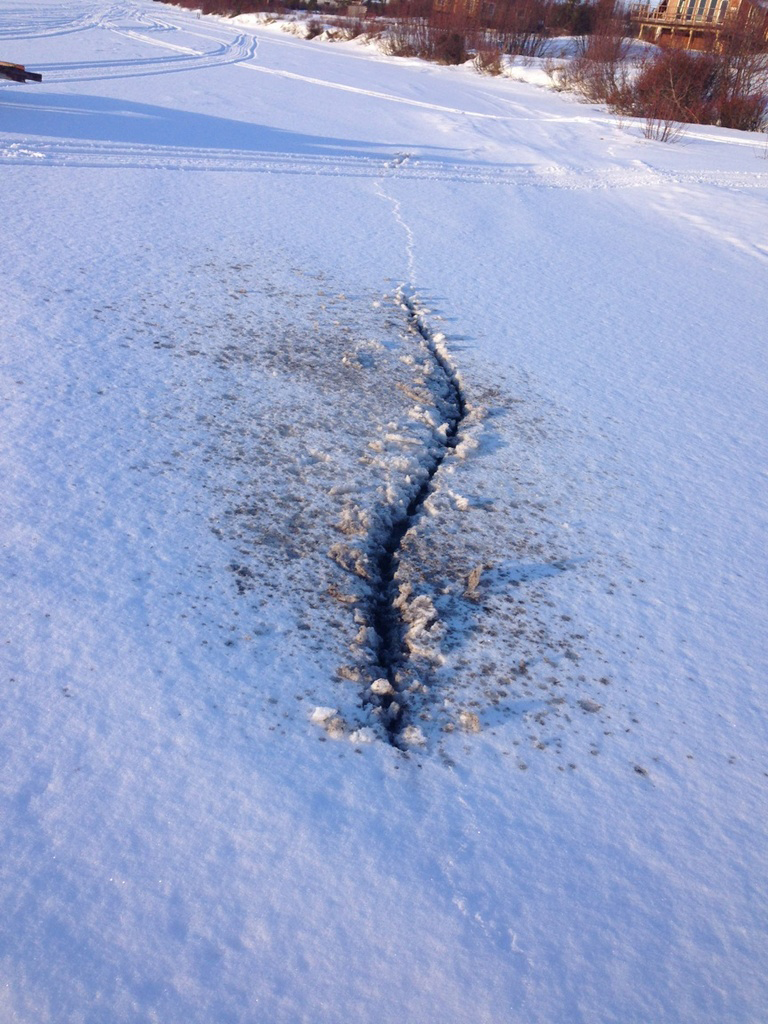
1;2;767;1020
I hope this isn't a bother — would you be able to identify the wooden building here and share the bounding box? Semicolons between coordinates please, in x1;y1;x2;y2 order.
631;0;768;50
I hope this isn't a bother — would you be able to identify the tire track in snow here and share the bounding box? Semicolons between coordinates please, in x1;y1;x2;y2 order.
0;4;100;39
30;3;259;84
3;140;766;193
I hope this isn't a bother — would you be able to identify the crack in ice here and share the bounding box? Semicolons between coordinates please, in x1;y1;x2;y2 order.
364;169;472;746
367;290;467;747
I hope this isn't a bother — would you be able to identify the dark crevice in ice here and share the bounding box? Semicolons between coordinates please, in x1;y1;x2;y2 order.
369;291;466;745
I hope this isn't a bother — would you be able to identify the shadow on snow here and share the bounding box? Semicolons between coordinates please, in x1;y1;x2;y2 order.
0;89;416;160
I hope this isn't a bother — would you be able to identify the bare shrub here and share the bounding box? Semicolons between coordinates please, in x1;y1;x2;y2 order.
562;1;632;103
340;18;367;41
474;44;503;75
543;57;569;90
551;0;597;37
172;0;274;13
581;0;631;64
710;9;768;131
569;52;632;104
305;18;323;40
549;0;767;140
718;90;768;130
382;15;430;58
493;0;552;59
433;29;468;64
643;111;687;142
382;13;470;65
618;28;768;138
628;50;718;121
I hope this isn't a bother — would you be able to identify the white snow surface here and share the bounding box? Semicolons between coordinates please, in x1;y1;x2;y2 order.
2;3;767;1021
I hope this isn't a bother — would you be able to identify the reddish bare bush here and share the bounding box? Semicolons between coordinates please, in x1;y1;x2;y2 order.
617;25;768;137
382;15;434;58
167;0;273;13
304;17;323;39
382;5;475;65
629;49;719;122
473;43;503;75
491;0;553;58
709;8;768;131
557;0;768;138
560;1;632;103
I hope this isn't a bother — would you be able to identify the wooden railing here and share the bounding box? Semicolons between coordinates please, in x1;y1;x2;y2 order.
630;1;731;26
